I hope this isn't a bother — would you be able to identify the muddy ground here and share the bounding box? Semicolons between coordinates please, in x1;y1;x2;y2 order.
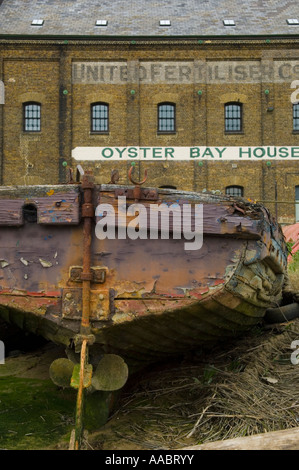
0;317;299;451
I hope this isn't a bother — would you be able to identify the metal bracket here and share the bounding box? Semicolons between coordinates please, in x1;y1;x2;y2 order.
62;288;110;320
69;266;107;283
73;333;96;351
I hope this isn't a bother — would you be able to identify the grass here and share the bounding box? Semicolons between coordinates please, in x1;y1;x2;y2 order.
0;343;121;450
1;320;299;450
285;242;299;295
88;319;299;450
0;377;75;450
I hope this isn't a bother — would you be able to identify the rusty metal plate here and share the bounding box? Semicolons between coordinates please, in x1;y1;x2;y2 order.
69;266;107;283
90;288;110;321
62;288;82;319
62;288;110;320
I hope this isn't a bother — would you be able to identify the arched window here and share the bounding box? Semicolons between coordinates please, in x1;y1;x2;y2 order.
293;104;299;131
158;102;176;133
23;102;41;132
91;102;109;133
225;102;242;132
225;185;244;197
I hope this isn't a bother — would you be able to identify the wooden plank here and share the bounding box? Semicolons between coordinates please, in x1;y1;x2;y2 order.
0;199;23;225
181;427;299;450
97;191;262;239
38;191;80;224
0;189;80;225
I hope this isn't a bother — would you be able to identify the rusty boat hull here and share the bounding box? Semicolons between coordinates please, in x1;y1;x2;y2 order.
0;183;288;368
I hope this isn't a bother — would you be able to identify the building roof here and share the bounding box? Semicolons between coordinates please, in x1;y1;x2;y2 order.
0;0;299;38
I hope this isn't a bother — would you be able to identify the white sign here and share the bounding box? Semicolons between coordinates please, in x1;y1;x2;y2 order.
72;146;299;161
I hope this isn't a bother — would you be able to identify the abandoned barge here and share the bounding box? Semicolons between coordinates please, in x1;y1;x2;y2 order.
0;169;288;369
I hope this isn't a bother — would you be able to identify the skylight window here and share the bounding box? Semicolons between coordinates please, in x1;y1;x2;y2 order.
95;20;108;27
223;19;235;27
287;19;299;25
31;19;44;26
159;20;171;26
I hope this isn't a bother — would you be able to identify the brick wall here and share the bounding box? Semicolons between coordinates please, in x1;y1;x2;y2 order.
0;41;298;223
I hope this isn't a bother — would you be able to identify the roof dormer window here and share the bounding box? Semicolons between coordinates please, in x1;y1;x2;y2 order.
160;20;171;26
31;19;44;26
287;19;299;25
95;20;108;27
223;19;235;27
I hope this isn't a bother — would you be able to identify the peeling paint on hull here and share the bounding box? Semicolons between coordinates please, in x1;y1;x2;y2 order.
0;184;288;366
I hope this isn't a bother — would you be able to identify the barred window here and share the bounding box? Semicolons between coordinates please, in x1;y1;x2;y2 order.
91;102;109;133
225;102;242;132
225;185;244;197
158;103;176;133
293;104;299;131
24;102;41;132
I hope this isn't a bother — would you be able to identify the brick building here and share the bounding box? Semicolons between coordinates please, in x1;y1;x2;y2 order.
0;0;299;223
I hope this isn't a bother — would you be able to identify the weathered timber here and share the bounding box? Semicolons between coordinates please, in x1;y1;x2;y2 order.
0;185;80;225
98;190;262;239
0;183;288;368
181;427;299;450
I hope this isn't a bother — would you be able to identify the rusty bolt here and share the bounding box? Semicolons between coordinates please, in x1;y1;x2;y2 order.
71;268;81;281
81;172;95;189
65;292;73;300
82;203;94;218
99;294;104;300
80;272;93;281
